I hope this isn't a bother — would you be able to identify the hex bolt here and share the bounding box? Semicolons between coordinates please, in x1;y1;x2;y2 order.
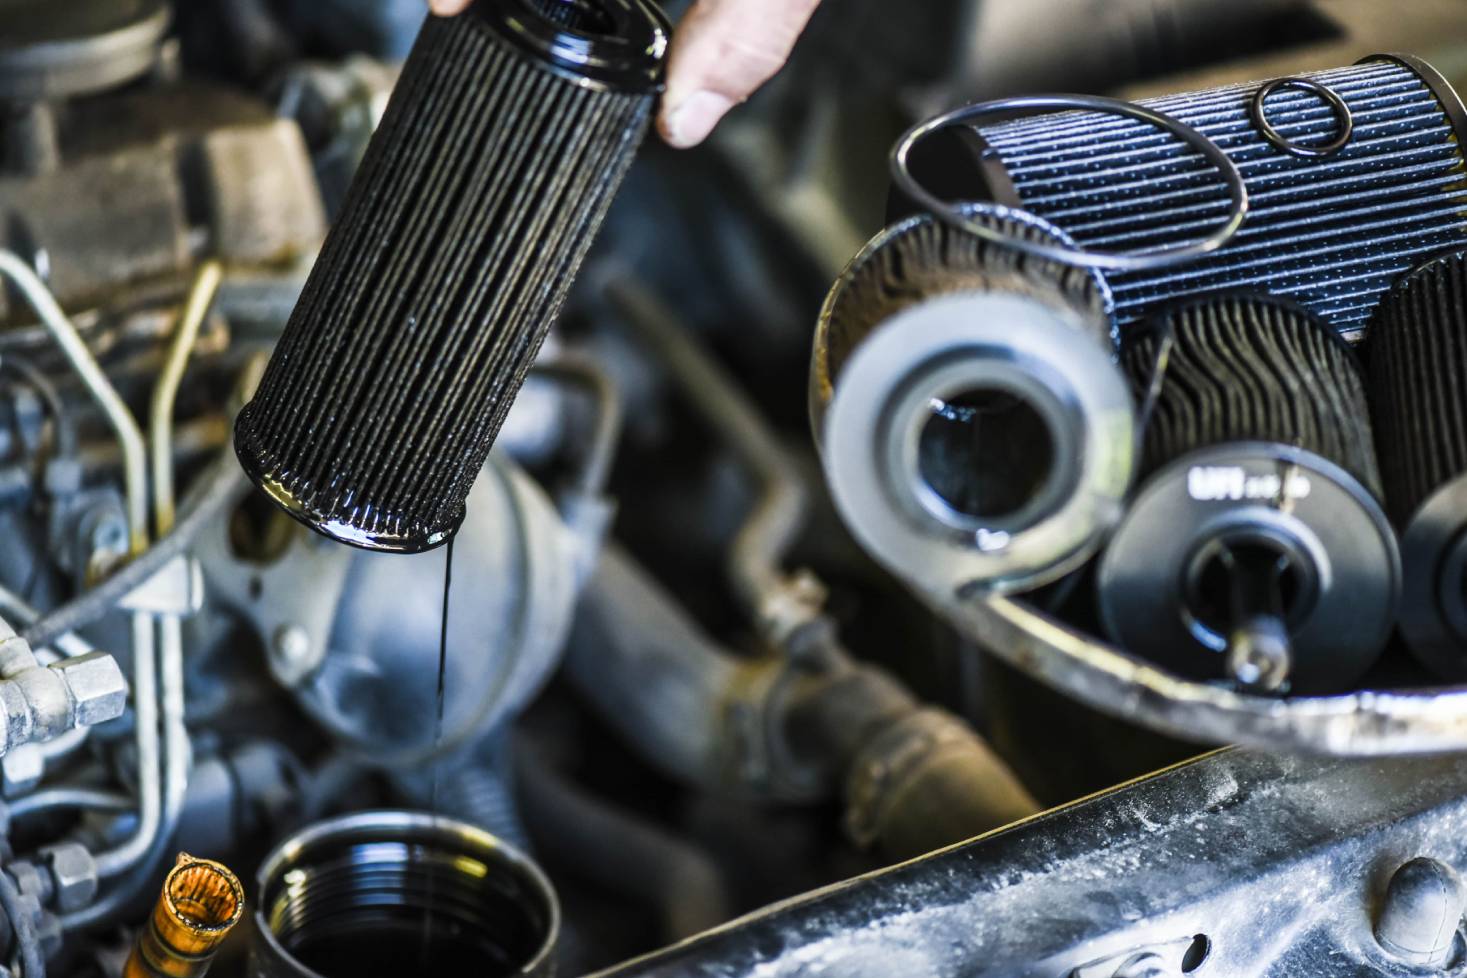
39;843;97;913
53;652;129;729
1375;857;1466;968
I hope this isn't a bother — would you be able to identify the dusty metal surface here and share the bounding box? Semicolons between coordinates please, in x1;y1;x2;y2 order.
593;748;1467;978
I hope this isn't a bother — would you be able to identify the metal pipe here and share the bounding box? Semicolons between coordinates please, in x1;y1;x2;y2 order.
10;787;131;819
568;548;1039;852
0;251;167;892
150;261;222;536
604;277;820;638
532;355;624;498
90;613;159;880
151;264;213;859
0;250;147;555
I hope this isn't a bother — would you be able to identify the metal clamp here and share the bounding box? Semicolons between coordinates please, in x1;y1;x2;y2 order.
1251;77;1354;158
889;94;1250;272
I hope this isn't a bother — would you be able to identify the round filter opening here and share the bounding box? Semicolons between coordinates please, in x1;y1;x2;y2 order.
521;0;616;34
1181;531;1318;649
256;813;558;978
167;859;243;933
916;385;1058;525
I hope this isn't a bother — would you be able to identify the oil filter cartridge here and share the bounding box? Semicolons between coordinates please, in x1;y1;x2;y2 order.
1098;294;1399;693
235;0;668;552
812;203;1133;595
1369;249;1467;678
893;56;1467;341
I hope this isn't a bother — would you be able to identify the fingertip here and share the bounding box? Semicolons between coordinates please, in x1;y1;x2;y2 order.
659;90;737;149
427;0;471;15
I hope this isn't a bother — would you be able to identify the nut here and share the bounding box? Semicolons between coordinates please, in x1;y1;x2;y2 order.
53;653;128;728
2;745;42;796
40;843;97;913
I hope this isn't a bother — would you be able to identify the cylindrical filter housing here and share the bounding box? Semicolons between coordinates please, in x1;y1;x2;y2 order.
234;0;668;552
250;811;559;977
1098;294;1399;693
812;204;1134;595
1369;249;1467;678
897;56;1467;341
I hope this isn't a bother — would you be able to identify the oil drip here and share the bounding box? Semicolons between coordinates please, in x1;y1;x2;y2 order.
421;536;454;969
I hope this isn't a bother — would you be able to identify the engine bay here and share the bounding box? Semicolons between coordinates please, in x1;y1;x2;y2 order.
0;1;1466;976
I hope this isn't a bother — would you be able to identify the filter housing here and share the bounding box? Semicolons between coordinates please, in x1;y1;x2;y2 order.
1368;249;1467;678
1098;294;1398;693
234;0;668;552
813;204;1133;595
915;56;1467;341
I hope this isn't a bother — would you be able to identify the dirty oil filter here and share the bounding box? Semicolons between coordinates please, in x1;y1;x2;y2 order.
1369;249;1467;678
234;0;668;552
813;203;1134;595
1098;294;1398;693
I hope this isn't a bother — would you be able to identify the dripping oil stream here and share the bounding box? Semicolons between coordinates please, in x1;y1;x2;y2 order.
423;536;455;968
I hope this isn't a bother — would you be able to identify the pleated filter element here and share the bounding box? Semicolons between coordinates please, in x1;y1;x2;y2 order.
235;0;668;552
812;205;1134;595
955;57;1467;340
1367;249;1467;678
1098;295;1398;693
1124;294;1382;494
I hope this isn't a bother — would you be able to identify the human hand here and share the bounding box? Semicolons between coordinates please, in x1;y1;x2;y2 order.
427;0;821;148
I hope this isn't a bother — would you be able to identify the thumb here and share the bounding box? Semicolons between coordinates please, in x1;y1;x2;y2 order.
658;0;822;149
427;0;473;12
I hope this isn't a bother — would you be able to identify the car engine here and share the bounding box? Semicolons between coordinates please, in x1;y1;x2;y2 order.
0;1;1466;976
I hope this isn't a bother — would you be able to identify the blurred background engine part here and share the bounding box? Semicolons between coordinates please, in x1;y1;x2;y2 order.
0;0;325;325
810;206;1132;596
1368;249;1467;680
233;0;669;553
250;811;557;978
196;452;587;797
123;854;242;978
1098;294;1397;693
896;57;1467;340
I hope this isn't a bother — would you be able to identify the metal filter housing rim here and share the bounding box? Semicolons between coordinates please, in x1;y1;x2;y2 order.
821;290;1135;596
1360;53;1467;147
808;203;1118;434
471;0;671;94
232;413;463;554
253;809;560;978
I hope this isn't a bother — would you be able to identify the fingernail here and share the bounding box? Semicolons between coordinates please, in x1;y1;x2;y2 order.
661;91;736;149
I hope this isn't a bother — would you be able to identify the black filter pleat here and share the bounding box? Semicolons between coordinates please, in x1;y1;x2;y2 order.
1125;294;1382;496
961;58;1467;341
234;0;668;552
1367;249;1467;675
1368;249;1467;524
